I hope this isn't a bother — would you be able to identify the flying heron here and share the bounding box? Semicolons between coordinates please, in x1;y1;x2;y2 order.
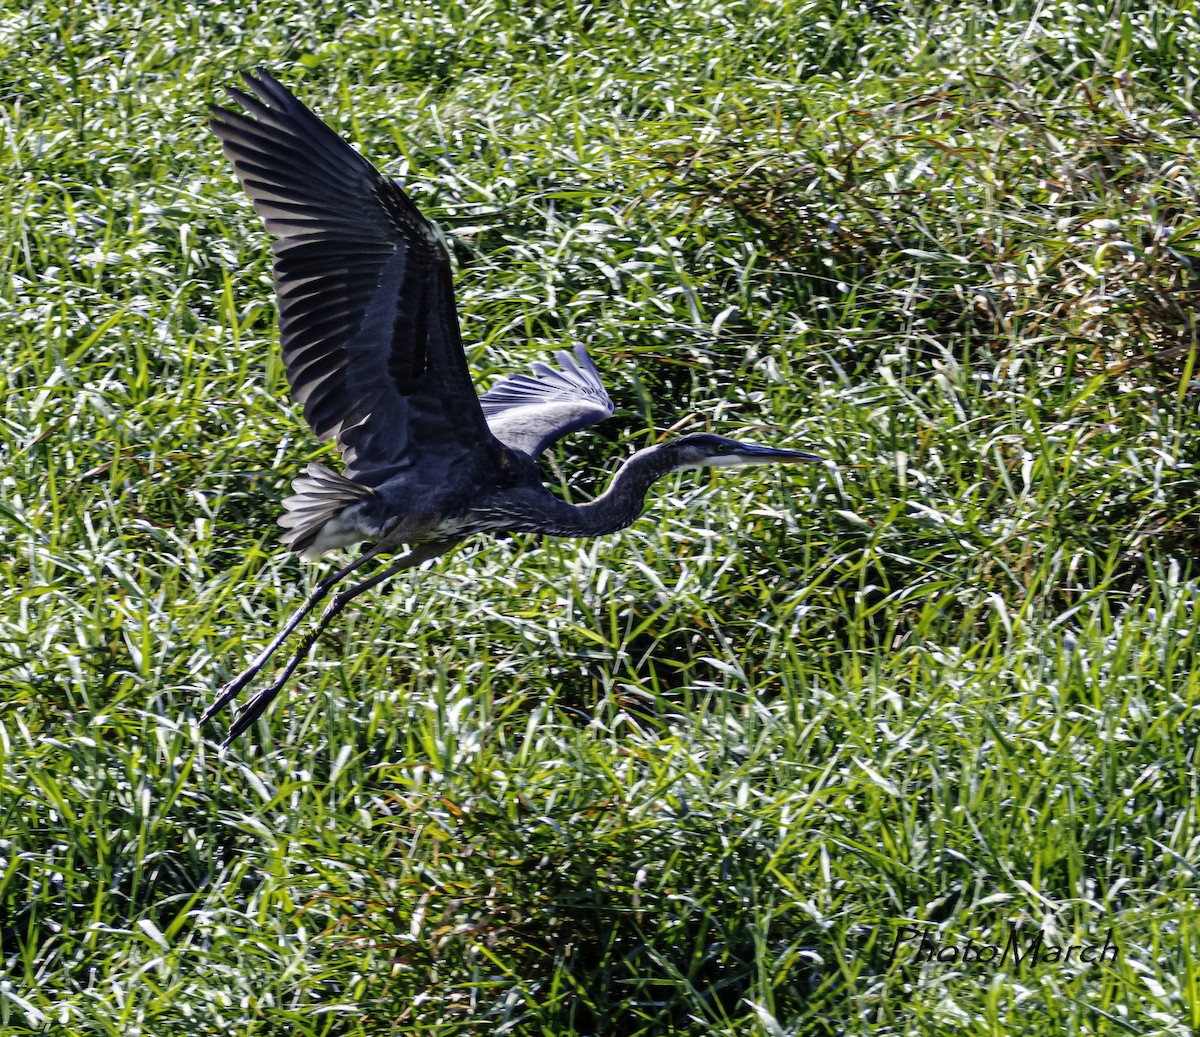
202;70;825;745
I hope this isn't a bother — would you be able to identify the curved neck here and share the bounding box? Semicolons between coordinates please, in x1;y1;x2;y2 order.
546;446;680;536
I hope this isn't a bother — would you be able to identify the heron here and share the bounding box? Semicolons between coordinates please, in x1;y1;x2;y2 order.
201;70;825;746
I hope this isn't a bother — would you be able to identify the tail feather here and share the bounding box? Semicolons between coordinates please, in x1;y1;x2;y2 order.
278;463;375;558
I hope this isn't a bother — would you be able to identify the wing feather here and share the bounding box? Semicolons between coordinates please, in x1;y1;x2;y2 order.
210;69;499;482
481;345;615;459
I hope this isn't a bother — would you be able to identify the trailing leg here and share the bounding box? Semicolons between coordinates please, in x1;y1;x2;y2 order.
216;539;460;747
201;542;388;726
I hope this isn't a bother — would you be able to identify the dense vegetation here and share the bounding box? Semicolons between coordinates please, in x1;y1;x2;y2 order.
2;1;1198;1033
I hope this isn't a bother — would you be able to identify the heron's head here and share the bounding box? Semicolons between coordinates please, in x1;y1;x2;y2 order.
664;432;826;470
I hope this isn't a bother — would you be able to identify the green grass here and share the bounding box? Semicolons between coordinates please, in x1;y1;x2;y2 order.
2;0;1199;1033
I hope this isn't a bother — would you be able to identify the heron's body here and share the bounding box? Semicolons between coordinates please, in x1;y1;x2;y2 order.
285;453;538;557
301;437;742;556
202;70;824;745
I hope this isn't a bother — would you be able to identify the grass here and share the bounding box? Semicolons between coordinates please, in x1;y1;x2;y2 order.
2;0;1199;1033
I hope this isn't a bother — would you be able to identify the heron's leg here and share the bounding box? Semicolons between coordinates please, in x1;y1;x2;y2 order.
219;538;460;747
202;542;389;725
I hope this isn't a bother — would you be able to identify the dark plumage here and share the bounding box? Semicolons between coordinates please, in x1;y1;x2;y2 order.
202;70;825;746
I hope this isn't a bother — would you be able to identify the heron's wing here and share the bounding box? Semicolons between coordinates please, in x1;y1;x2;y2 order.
480;344;615;459
209;69;498;482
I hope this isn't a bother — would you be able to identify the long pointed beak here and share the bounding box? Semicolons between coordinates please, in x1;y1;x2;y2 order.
736;444;828;465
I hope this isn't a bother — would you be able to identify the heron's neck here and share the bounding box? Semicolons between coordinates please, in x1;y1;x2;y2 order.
552;446;680;536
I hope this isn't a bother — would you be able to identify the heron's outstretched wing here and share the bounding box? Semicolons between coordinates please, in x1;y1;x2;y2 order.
480;344;615;459
209;69;499;482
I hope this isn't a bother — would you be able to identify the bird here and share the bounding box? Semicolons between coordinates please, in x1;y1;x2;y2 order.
202;69;825;746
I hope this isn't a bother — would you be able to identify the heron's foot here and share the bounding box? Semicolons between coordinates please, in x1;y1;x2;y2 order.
221;663;298;747
200;664;264;726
